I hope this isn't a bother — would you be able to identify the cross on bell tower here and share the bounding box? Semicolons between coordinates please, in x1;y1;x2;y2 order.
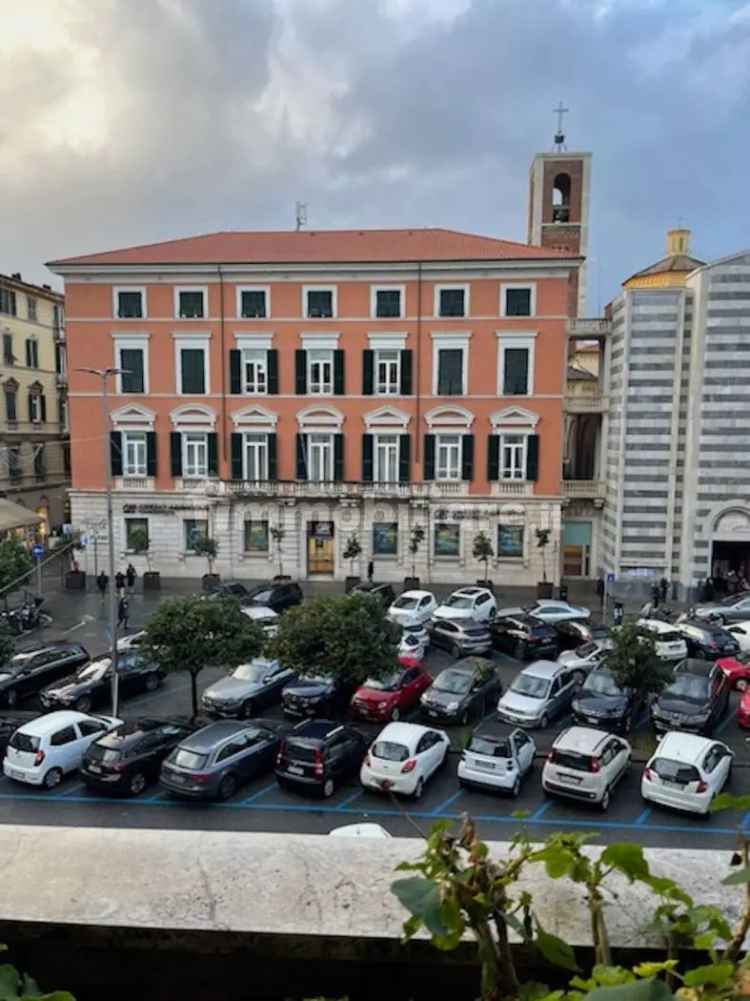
553;101;569;151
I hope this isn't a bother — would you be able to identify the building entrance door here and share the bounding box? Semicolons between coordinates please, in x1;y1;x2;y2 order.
307;521;335;575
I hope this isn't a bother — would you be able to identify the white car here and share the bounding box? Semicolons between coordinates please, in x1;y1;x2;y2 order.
542;726;631;811
558;639;613;679
497;600;591;624
241;605;280;638
637;619;688;661
458;723;536;797
727;621;750;653
360;722;449;799
328;823;392;838
641;732;734;816
3;710;123;789
387;590;438;628
433;587;497;624
398;630;429;661
117;630;146;652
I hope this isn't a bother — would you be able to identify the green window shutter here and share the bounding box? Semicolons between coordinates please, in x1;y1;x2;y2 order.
146;432;157;476
295;350;307;394
230;433;243;480
229;350;241;394
267;350;279;394
180;349;205;394
267;433;278;480
120;349;144;393
423;435;435;481
399;434;411;483
487;435;500;481
296;434;307;480
526;435;539;481
110;431;123;477
334;350;345;395
362;434;373;482
461;435;474;481
362;350;374;395
207;433;218;476
334;434;344;481
170;432;182;477
400;349;413;395
39;394;47;423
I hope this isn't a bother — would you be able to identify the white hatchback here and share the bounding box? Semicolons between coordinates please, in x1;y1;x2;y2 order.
458;724;536;797
542;726;631;811
641;731;734;816
387;590;438;628
360;722;449;799
727;621;750;653
241;605;280;638
3;710;122;789
637;619;688;662
433;587;497;624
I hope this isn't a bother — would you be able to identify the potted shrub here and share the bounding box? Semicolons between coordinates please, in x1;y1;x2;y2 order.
343;533;362;592
472;530;494;592
404;525;425;590
535;527;554;598
270;525;290;582
193;536;220;590
129;526;160;591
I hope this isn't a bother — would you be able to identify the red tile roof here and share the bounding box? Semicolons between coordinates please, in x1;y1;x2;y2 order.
48;227;577;267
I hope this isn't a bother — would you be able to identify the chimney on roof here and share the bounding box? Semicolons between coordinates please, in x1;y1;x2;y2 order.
11;272;21;281
667;228;691;256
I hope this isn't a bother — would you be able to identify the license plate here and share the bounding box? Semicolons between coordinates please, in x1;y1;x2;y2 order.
288;765;304;776
559;773;582;785
474;760;495;771
88;763;101;773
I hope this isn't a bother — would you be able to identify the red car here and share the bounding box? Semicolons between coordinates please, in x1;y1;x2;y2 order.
350;665;432;723
737;689;750;728
717;653;750;691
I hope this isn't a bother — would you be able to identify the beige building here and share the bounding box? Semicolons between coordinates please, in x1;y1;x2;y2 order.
0;272;69;538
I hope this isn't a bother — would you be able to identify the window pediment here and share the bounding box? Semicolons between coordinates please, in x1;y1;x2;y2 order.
170;404;216;430
111;404;156;430
490;406;540;430
364;406;410;430
297;405;343;432
425;405;474;430
231;404;278;430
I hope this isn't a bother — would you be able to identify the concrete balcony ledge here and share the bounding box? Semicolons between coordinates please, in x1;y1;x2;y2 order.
216;480;469;501
562;479;606;500
564;394;609;414
115;476;155;491
491;480;534;497
566;317;611;338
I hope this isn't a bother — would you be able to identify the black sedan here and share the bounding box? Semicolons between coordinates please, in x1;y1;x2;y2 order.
491;614;559;661
419;657;502;725
0;642;90;708
281;674;356;718
554;620;609;654
39;651;164;714
244;581;304;614
651;659;730;735
572;666;643;734
201;658;296;718
81;717;197;796
348;582;397;609
675;619;740;659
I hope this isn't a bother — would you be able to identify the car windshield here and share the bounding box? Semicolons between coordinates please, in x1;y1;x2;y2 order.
434;670;472;695
665;675;709;700
575;642;598;658
372;741;409;762
364;673;401;691
77;661;110;682
511;674;550;699
651;757;701;784
393;596;418;610
468;736;511;758
583;671;621;697
658;631;684;644
445;595;474;609
251;590;272;603
171;748;208;770
233;662;268;682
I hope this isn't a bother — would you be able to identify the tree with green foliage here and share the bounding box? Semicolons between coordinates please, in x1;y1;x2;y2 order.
342;533;362;576
408;525;425;579
268;592;397;685
473;531;494;581
606;621;672;698
127;525;152;571
141;596;265;717
270;524;286;578
535;527;551;583
192;535;218;576
0;942;74;999
0;539;33;597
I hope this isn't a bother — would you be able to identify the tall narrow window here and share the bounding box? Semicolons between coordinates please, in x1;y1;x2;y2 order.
25;339;39;368
552;173;571;222
243;433;269;481
308;433;333;481
437;348;464;395
242;349;267;394
33;444;46;480
120;348;145;393
180;348;206;394
183;433;208;477
240;289;267;318
436;434;461;481
26;296;37;321
498;336;535;396
374;434;399;483
123;432;147;477
4;389;17;422
308;349;333;394
500;434;527;480
0;288;16;316
375;349;400;395
8;446;21;480
2;333;13;365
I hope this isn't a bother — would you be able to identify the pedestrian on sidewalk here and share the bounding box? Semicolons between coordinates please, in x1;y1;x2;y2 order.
126;563;136;595
117;596;130;631
367;559;374;583
659;577;669;603
115;571;125;597
613;601;624;626
96;571;108;599
596;576;605;609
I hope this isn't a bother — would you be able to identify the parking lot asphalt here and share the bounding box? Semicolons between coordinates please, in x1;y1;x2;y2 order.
2;594;750;850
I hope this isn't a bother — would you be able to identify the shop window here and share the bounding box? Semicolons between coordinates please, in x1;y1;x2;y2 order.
244;520;269;553
434;523;460;558
373;522;398;556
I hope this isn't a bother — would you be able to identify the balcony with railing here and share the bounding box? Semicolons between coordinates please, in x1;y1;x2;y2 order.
566;317;611;338
190;480;473;501
490;480;534;498
562;479;606;502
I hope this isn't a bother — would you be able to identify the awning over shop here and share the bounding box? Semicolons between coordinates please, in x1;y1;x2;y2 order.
0;498;44;533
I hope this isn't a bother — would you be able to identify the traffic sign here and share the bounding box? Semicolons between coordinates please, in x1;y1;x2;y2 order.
606;572;615;584
31;544;45;561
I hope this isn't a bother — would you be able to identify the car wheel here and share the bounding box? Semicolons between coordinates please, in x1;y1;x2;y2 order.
43;768;63;790
511;776;521;797
241;700;255;720
217;774;237;801
129;772;147;796
5;688;17;709
600;787;611;812
413;777;424;800
390;706;401;722
322;778;335;799
539;713;550;729
75;696;92;714
144;673;159;693
514;641;527;661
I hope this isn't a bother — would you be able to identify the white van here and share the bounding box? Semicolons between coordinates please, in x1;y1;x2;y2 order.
637;619;688;662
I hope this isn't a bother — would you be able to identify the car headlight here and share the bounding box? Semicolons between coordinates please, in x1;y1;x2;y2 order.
446;701;459;711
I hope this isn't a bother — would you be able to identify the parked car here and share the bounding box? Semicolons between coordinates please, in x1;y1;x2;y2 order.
39;651;164;714
201;658;296;718
693;591;750;625
496;600;590;624
117;630;146;653
420;657;502;725
203;580;253;602
675;618;741;659
281;673;356;718
650;659;730;735
398;629;429;664
641;731;734;815
276;720;367;798
557;638;613;681
360;721;449;799
491;614;559;661
160;719;285;801
0;711;42;759
497;660;580;729
433;587;497;624
350;664;432;723
244;581;304;614
736;688;750;728
428;618;492;658
240;605;279;638
716;651;750;691
636;619;688;662
457;722;536;797
387;590;438;628
2;710;122;789
572;666;643;734
328;823;391;838
81;717;197;796
0;642;90;709
726;621;750;653
554;620;609;654
349;582;397;609
542;726;631;811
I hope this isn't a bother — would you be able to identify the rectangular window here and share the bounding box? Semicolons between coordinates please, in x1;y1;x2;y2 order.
437;287;466;317
116;290;143;318
308;433;333;481
497;524;524;558
244;519;269;552
373;522;398;556
177;289;205;319
183;432;208;477
436;434;461;481
305;288;334;318
26;296;37;321
243;432;269;481
375;349;400;395
123;432;147;477
374;434;399;483
4;391;16;422
503;348;530;395
8;446;21;479
184;519;208;551
374;288;401;318
2;333;13;365
242;348;267;394
29;394;41;422
239;289;267;318
180;347;207;394
125;518;149;551
503;287;533;317
0;288;16;316
33;444;46;479
25;339;39;369
119;348;145;393
500;434;527;480
434;523;460;558
437;348;464;395
308;348;333;394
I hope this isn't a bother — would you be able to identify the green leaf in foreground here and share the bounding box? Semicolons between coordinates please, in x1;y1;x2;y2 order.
535;921;579;972
585;978;674;1001
391;877;448;938
722;866;750;885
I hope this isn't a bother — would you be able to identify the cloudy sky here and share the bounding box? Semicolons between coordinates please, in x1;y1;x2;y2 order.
3;0;749;307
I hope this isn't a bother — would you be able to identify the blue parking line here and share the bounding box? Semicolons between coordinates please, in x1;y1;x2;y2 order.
634;808;652;826
335;789;364;811
58;783;86;798
241;782;277;804
430;790;464;816
531;800;553;820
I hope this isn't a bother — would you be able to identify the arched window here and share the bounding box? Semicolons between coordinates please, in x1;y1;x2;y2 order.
552;173;571;223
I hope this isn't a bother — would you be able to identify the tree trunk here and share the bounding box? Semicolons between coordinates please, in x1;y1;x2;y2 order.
190;671;199;720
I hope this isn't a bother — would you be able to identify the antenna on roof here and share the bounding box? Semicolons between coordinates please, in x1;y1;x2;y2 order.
295;202;308;231
553;101;569;152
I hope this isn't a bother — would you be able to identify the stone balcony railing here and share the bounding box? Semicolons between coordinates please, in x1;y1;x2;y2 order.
183;479;473;501
490;480;534;497
562;479;606;501
116;476;154;491
566;317;611;338
563;393;609;414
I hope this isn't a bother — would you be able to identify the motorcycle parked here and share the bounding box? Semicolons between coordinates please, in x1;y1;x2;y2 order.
0;595;51;635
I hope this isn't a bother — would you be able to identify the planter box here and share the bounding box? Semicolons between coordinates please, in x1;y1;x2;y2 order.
65;570;86;591
143;571;161;592
476;579;495;594
537;581;554;599
202;573;221;591
344;576;361;593
403;576;420;591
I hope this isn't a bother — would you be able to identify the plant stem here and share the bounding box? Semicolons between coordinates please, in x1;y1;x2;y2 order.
492;909;520;997
724;837;750;963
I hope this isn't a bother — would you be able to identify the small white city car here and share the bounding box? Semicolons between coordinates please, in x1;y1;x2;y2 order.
117;630;146;653
636;619;688;662
497;600;590;624
387;590;438;628
641;731;734;816
542;726;631;811
241;605;280;638
3;710;122;789
433;587;497;624
458;722;536;797
726;621;750;653
360;722;449;799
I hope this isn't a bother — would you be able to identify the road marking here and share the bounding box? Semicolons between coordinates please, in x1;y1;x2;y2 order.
241;782;277;804
62;617;92;635
634;808;652;826
530;800;553;820
335;789;364;811
429;790;464;816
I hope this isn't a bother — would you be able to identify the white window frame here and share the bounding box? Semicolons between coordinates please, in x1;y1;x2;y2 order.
242;348;268;395
242;431;269;481
500;283;536;318
26;296;37;322
29;393;42;423
122;431;147;477
307;348;334;395
434;283;469;319
374;348;401;395
497;332;537;396
435;433;462;482
431;333;471;396
174;285;208;320
499;433;528;480
113;286;147;320
113;333;150;394
370;284;405;319
302;285;337;319
374;433;400;484
173;334;210;395
236;285;270;319
182;431;208;478
307;432;334;482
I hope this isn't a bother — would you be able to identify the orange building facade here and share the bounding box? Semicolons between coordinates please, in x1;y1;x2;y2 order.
50;225;582;585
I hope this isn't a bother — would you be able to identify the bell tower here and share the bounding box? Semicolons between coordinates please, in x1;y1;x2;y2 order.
527;106;591;316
